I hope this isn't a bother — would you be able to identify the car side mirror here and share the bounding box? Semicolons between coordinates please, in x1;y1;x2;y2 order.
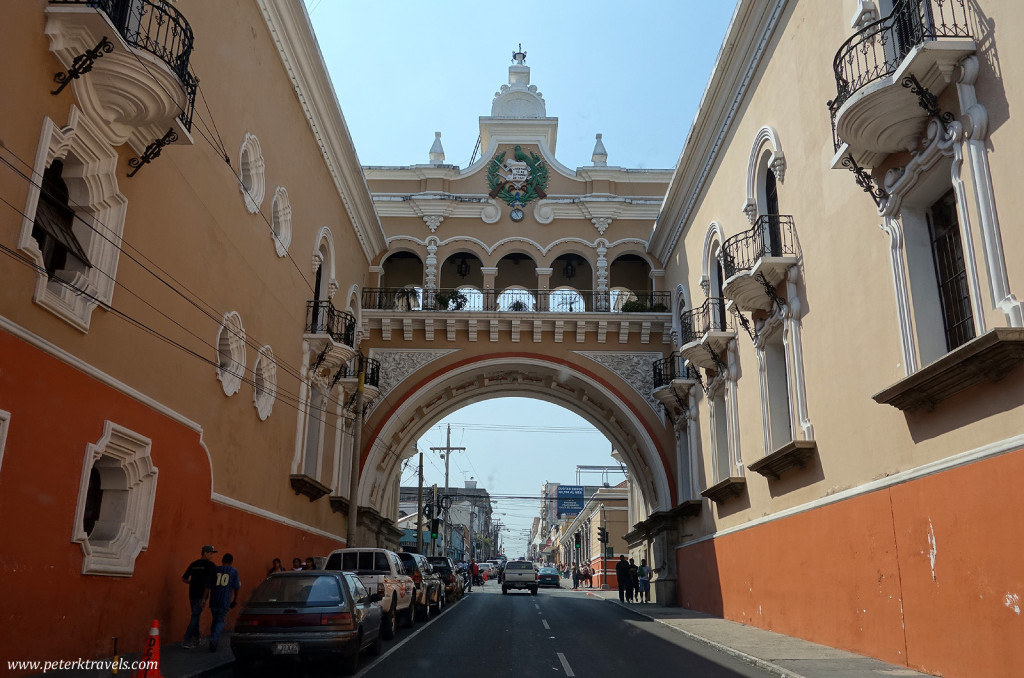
367;593;383;603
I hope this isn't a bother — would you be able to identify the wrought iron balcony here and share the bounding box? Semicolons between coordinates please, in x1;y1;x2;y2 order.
304;301;357;372
827;0;974;167
46;0;197;148
721;215;799;312
361;287;671;314
678;297;734;371
652;352;700;408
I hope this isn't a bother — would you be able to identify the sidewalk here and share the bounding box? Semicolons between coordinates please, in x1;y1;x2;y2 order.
27;634;233;678
576;585;935;678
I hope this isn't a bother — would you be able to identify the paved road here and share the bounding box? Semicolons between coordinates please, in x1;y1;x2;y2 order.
212;582;779;677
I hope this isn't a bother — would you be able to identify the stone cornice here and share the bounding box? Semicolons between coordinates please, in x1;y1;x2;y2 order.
256;0;387;262
650;0;787;262
371;192;664;221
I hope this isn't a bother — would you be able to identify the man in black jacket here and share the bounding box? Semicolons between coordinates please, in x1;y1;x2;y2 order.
614;555;632;603
181;545;217;648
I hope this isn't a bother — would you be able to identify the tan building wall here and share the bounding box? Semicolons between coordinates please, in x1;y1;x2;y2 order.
0;1;382;668
653;1;1024;676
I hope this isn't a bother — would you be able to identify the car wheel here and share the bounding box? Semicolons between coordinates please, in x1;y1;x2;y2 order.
368;627;383;656
530;587;538;596
381;600;397;640
417;600;430;622
340;645;360;676
401;603;415;628
502;586;508;595
232;659;256;678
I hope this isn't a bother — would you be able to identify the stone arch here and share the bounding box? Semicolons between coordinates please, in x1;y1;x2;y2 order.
700;221;727;295
743;125;785;223
312;226;337;300
358;354;673;521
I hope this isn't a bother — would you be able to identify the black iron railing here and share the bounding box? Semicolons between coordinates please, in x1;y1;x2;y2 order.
361;287;671;313
827;0;973;150
51;0;197;130
305;300;356;347
652;352;700;389
721;215;798;279
679;297;731;345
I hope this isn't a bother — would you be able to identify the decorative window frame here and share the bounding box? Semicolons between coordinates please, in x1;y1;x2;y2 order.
71;422;158;576
239;133;266;214
707;343;743;482
270;186;292;257
313;226;339;301
0;410;10;477
253;345;277;421
742;126;785;223
18;107;128;332
216;311;246;396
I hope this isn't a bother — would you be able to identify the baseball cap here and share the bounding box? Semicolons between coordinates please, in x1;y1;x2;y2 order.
202;545;217;554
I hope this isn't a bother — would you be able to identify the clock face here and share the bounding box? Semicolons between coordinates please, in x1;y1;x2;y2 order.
510;207;524;222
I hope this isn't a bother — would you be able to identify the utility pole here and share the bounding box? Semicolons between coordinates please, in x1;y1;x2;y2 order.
430;425;465;562
345;360;365;548
416;448;424;554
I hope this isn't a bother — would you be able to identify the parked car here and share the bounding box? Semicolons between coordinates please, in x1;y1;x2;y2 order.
231;571;383;676
324;547;415;639
427;556;463;602
537;567;561;588
396;552;443;620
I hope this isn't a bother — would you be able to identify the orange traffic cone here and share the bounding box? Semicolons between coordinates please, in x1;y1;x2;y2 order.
134;620;163;678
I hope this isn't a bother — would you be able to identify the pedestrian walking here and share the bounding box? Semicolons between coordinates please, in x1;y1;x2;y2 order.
615;555;631;603
208;553;241;652
571;564;580;590
267;558;284;576
181;545;217;648
637;559;652;603
467;559;478;592
627;557;639;602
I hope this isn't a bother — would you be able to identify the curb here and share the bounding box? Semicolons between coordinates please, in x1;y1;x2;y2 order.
602;598;807;678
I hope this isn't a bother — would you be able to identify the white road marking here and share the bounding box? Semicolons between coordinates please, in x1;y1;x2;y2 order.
542;619;550;629
557;652;575;676
352;608;443;678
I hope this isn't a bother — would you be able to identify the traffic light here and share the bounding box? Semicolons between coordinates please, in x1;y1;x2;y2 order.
573;533;581;548
597;526;609;544
430;518;440;540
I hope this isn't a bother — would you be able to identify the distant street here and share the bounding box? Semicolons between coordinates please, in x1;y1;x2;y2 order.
212;581;777;677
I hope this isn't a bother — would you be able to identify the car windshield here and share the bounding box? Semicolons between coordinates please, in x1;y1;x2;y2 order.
505;562;534;571
248;575;344;606
539;568;558;575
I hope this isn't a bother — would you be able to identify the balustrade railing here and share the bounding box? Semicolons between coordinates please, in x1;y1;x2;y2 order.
652;352;699;389
827;0;973;150
361;288;672;313
679;297;732;346
51;0;197;130
305;300;356;347
721;215;798;279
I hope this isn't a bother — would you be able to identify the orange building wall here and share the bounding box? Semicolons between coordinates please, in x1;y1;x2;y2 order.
676;450;1024;678
0;330;344;672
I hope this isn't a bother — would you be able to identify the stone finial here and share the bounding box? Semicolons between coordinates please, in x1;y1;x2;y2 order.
592;133;608;166
429;132;445;164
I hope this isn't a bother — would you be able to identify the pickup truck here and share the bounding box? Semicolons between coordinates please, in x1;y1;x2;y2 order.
325;547;414;639
501;560;539;595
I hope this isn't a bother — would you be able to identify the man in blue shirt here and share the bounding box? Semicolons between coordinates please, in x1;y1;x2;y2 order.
208;552;241;652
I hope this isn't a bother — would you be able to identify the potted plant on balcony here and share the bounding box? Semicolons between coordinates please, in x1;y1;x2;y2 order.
508;299;529;312
620;300;648;312
394;287;419;310
435;290;468;311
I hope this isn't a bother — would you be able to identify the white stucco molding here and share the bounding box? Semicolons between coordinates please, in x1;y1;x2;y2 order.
699;221;727;293
651;0;788;263
742;125;785;223
256;0;387;262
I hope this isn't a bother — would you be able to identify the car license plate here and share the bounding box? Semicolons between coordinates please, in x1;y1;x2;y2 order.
272;642;299;655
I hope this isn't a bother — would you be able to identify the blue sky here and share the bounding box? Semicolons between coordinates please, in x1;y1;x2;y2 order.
306;1;738;556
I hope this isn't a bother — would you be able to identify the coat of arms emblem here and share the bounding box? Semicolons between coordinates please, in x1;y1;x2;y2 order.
487;145;549;209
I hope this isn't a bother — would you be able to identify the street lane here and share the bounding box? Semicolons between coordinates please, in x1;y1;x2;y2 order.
210;582;780;677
